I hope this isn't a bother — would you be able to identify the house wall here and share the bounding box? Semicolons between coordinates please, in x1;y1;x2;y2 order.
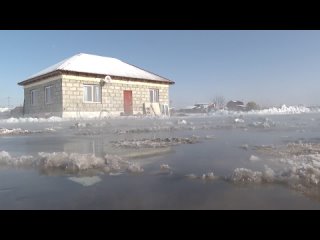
22;74;170;118
61;74;170;118
23;77;63;117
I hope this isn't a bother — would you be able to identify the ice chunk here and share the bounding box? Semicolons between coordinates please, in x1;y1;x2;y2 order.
0;128;30;135
0;151;11;163
240;144;249;150
0;116;63;124
249;155;260;162
68;176;102;186
230;168;263;183
177;119;187;125
201;172;217;180
127;164;144;173
263;165;275;182
234;118;244;123
160;164;170;170
185;173;197;179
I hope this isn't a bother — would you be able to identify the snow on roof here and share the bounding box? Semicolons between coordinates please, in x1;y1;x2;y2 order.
20;53;173;85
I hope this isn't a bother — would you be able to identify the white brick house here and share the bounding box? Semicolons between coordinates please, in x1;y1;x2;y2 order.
18;53;175;118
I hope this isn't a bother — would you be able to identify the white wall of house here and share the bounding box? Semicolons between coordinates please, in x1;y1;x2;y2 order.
22;73;170;118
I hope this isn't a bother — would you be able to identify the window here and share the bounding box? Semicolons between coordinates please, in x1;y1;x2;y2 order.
83;85;101;103
30;89;38;105
149;89;159;103
45;85;54;104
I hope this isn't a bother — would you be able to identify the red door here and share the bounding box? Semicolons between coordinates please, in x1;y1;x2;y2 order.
123;90;133;115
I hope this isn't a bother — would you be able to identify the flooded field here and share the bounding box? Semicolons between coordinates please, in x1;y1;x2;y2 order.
1;111;320;209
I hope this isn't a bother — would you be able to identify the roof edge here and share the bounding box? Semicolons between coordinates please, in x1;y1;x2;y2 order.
18;70;175;86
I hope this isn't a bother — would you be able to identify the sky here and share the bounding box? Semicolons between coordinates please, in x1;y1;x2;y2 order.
0;30;320;108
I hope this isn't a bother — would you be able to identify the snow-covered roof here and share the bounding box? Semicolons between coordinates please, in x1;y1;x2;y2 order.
19;53;174;85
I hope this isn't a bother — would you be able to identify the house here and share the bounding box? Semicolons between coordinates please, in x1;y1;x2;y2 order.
226;100;245;111
18;53;175;118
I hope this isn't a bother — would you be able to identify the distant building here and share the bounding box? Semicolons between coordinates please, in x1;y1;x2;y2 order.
18;53;175;118
226;100;245;111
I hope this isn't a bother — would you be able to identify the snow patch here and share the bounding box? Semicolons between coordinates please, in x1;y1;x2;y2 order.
250;105;311;115
211;105;313;116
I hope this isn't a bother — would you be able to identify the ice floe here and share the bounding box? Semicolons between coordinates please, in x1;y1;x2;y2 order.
0;151;144;176
160;164;171;170
68;176;102;186
0;128;30;136
249;155;260;162
111;137;200;149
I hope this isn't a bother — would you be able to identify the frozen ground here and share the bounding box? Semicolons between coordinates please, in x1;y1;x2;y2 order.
1;105;320;209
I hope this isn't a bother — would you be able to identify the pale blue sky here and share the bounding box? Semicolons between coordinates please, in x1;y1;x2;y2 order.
0;30;319;108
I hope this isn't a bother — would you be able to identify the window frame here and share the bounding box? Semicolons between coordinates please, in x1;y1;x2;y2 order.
83;84;101;103
149;89;159;103
30;89;38;106
45;85;54;105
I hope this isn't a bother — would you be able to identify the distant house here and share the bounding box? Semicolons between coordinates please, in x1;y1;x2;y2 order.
18;53;174;118
226;100;245;111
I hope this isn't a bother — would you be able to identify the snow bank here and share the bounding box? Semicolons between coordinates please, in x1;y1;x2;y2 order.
211;105;313;116
0;116;64;123
249;105;311;115
0;108;10;113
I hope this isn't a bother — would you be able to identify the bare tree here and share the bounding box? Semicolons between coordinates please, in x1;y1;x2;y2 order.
246;101;260;111
212;95;225;109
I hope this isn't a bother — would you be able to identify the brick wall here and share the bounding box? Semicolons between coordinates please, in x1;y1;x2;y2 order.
62;75;169;115
23;78;63;117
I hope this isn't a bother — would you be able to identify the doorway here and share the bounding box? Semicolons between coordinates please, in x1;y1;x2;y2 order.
123;90;133;115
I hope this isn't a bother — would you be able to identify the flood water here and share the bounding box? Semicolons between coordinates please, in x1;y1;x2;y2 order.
1;112;320;209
